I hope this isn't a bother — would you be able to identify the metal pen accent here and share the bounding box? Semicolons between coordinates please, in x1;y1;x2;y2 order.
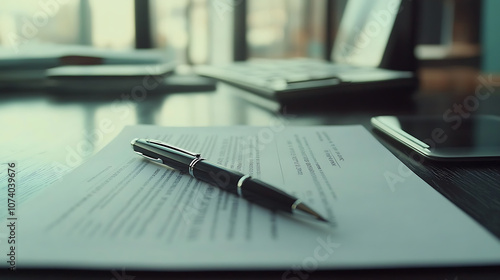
131;138;328;223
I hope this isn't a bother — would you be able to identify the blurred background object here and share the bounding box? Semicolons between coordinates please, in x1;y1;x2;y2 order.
481;0;500;74
195;0;418;103
415;0;484;94
246;0;326;60
0;0;81;48
0;0;498;94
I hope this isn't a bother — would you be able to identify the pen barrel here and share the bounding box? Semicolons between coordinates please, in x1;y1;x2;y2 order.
240;178;297;213
194;162;297;212
193;161;245;195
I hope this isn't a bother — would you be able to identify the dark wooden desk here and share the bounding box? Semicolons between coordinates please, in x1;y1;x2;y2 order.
1;80;500;279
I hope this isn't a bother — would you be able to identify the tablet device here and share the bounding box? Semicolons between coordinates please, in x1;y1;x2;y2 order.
371;115;500;161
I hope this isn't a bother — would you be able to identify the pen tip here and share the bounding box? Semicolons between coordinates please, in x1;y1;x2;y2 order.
315;215;329;223
131;138;139;145
295;202;329;223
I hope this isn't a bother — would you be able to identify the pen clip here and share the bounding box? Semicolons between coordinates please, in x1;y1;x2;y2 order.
134;151;163;163
146;139;201;158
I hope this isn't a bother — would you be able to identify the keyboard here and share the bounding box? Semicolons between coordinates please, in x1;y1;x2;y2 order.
196;59;416;102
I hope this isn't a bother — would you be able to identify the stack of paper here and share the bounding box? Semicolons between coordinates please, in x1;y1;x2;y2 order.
2;125;499;270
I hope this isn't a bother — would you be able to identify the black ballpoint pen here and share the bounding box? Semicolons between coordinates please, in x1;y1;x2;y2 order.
131;138;328;223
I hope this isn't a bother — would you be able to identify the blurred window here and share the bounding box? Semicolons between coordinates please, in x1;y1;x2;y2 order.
0;0;135;51
1;0;325;63
88;0;135;49
150;0;209;64
0;0;208;63
0;0;80;51
247;0;326;59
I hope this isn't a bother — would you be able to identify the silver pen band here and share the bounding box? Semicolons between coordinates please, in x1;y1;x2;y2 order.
291;199;302;212
188;157;204;178
236;175;251;196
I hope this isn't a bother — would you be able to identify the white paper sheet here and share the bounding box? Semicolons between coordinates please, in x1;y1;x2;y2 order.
4;125;500;270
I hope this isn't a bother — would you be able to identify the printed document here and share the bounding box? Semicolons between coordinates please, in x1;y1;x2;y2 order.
6;125;500;270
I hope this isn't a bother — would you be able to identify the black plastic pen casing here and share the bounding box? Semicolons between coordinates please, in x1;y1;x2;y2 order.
194;160;296;212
